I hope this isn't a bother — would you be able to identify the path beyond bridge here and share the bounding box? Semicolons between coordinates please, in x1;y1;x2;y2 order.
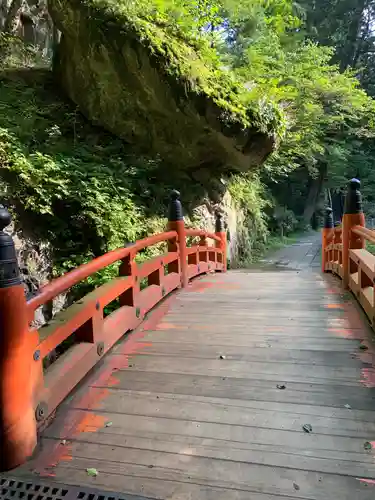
1;183;375;499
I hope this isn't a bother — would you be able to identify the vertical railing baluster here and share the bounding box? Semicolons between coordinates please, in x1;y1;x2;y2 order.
322;207;333;273
342;178;365;289
119;248;140;319
168;190;188;288
215;211;227;272
199;234;207;270
0;206;36;471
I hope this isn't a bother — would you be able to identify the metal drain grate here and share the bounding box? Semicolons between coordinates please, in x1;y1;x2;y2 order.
0;476;153;500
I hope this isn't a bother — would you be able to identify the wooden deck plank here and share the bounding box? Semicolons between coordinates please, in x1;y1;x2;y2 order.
112;343;366;365
89;371;375;410
13;263;375;499
56;389;375;436
28;453;375;500
100;356;365;385
42;419;373;469
34;433;375;479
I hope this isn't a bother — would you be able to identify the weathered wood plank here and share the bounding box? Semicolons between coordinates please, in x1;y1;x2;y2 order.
118;342;364;365
34;452;375;500
13;260;375;499
38;433;375;477
87;370;375;410
102;356;366;386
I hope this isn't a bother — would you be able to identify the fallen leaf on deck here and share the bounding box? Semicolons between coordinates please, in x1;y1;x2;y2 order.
364;442;372;451
302;424;313;433
219;355;226;360
344;404;352;409
86;468;98;477
277;384;286;390
105;421;113;427
359;344;369;351
293;483;300;491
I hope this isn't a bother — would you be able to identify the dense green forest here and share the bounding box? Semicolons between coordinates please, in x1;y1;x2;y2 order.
1;0;375;279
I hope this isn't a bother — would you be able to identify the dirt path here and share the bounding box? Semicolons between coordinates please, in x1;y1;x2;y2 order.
256;231;322;271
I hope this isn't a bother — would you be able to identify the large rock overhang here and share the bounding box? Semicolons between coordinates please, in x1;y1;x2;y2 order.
49;0;281;172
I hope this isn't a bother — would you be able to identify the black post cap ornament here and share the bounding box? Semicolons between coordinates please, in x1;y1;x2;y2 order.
215;211;224;233
344;178;363;215
168;190;183;222
0;205;21;288
324;207;334;229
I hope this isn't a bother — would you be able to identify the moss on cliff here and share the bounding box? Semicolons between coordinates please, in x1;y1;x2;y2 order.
78;0;279;129
48;0;283;172
0;66;276;299
0;69;169;275
0;67;236;274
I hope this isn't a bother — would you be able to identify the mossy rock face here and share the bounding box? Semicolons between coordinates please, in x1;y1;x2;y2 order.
49;0;280;172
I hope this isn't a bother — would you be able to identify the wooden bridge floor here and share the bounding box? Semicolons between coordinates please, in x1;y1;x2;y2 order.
12;235;375;499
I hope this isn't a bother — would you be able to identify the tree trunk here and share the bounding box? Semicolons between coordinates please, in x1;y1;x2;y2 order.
302;165;327;225
3;0;22;33
343;0;369;69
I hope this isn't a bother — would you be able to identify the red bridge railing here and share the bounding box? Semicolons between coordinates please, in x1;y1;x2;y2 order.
0;191;227;471
322;178;375;324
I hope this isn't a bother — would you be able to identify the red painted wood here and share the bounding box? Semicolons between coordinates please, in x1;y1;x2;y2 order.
0;284;37;470
0;215;226;471
215;230;227;270
185;229;221;242
29;225;224;443
343;213;365;288
138;252;178;280
324;215;375;329
27;231;178;316
322;228;333;272
12;267;375;499
352;225;375;244
168;220;188;288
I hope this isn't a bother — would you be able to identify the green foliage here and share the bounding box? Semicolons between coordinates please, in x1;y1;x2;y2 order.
367;242;375;256
2;0;375;282
219;0;375;223
62;0;283;138
0;70;171;283
0;33;44;67
300;0;375;91
228;173;270;265
94;0;375;227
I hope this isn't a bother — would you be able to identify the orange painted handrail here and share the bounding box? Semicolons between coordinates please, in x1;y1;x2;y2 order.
322;179;375;327
185;229;222;242
352;225;375;244
325;229;335;245
0;191;227;471
27;231;178;315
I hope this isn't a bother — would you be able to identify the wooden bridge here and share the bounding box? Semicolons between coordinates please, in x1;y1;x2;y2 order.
1;181;375;499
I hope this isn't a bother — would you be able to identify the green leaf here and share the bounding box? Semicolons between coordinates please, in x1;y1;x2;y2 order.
86;468;99;477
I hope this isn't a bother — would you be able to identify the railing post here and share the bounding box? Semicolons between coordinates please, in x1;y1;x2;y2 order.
322;207;333;273
215;212;227;272
119;246;139;313
168;190;188;288
0;206;36;471
342;178;365;289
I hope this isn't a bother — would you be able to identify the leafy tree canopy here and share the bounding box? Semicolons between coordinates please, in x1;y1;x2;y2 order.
1;0;375;251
